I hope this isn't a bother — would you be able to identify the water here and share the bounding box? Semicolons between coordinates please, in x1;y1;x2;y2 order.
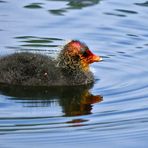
0;0;148;147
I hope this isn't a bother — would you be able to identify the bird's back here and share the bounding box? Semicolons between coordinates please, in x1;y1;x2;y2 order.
0;52;62;86
0;52;95;86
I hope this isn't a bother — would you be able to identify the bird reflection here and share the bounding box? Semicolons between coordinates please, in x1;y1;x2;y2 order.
0;84;103;116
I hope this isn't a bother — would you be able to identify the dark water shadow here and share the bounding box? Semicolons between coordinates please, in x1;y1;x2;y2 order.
24;0;102;15
6;36;63;54
0;0;6;3
0;84;103;116
135;1;148;7
14;36;62;49
48;0;102;15
104;9;138;18
24;3;44;9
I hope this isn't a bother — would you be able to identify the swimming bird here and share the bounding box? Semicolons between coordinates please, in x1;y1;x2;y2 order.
0;40;102;86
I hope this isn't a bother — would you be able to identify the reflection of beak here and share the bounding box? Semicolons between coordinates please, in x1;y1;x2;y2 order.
81;94;103;105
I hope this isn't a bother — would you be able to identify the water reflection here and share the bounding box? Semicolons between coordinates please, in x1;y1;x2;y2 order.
104;9;138;17
0;84;103;116
115;9;138;14
6;36;63;55
14;36;63;49
24;3;43;9
135;1;148;7
0;0;6;3
104;12;126;17
49;0;101;15
24;0;101;15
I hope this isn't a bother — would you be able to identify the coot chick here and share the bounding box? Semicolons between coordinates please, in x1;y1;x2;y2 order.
0;40;102;86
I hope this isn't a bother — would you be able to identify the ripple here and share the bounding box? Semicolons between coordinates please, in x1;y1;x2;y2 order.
135;1;148;7
115;9;138;14
0;0;148;147
24;3;43;9
0;0;6;3
104;12;126;17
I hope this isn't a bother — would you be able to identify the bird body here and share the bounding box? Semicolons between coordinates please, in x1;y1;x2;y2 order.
0;40;102;86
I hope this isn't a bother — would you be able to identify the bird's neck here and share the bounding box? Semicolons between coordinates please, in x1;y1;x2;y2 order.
57;53;89;72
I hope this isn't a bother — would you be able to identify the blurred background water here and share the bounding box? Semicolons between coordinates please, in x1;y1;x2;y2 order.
0;0;148;148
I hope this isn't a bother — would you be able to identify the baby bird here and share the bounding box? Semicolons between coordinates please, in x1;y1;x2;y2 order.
0;40;102;86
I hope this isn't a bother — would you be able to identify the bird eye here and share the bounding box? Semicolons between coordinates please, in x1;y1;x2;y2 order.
80;47;85;52
82;51;89;57
81;46;89;57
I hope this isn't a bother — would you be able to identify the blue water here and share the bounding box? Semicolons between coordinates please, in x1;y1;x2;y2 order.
0;0;148;148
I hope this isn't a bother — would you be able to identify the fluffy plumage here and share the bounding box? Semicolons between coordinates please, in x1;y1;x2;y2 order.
0;40;102;86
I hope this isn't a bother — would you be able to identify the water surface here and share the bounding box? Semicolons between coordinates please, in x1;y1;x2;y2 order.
0;0;148;148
